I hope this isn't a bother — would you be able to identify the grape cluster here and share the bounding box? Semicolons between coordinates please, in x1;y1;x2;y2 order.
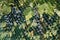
43;13;50;24
42;12;59;26
35;25;43;35
50;12;58;21
2;6;26;31
33;7;43;35
13;10;22;25
4;13;13;26
43;13;54;26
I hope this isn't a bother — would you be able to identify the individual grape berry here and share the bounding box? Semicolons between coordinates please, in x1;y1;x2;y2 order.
14;14;17;17
4;15;7;18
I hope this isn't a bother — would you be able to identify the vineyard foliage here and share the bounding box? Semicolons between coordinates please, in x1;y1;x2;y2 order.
0;0;60;40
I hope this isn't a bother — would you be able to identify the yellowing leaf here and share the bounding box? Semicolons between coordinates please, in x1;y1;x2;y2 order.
14;21;17;26
25;11;32;20
0;22;6;27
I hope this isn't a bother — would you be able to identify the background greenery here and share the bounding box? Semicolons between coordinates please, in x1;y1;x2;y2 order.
0;0;60;40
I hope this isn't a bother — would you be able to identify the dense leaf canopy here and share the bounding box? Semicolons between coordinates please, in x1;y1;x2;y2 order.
0;0;60;40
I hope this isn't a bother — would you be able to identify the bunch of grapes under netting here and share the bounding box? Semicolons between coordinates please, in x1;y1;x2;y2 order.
0;0;60;40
